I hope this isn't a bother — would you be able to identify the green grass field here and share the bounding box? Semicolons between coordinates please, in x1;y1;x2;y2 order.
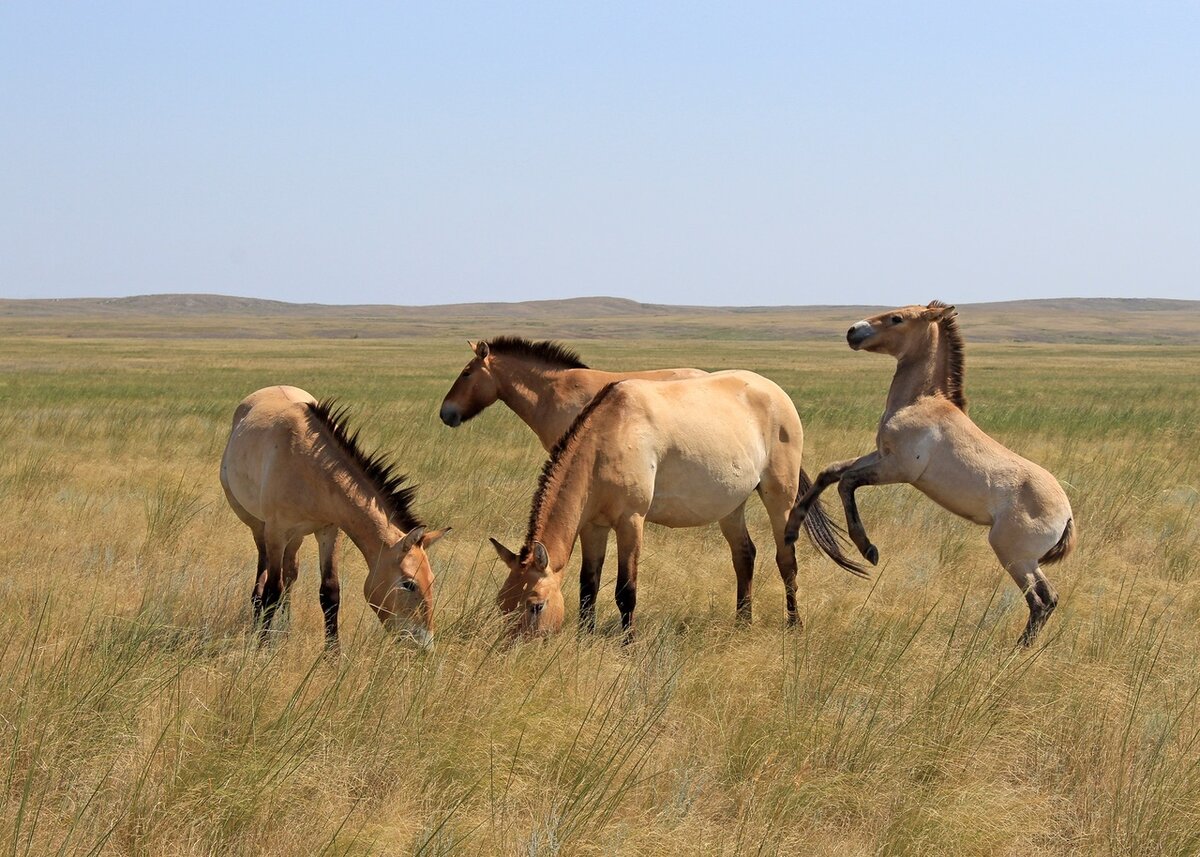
2;325;1199;855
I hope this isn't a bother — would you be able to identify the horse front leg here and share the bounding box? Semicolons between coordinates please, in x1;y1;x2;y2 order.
577;524;609;633
785;454;876;544
316;526;342;651
835;452;907;566
614;515;645;641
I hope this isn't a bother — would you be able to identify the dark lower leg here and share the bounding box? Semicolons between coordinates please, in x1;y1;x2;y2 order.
1019;587;1049;647
578;527;608;633
252;538;268;620
579;559;603;633
785;463;853;542
838;478;879;565
775;546;800;627
319;574;340;646
732;538;756;624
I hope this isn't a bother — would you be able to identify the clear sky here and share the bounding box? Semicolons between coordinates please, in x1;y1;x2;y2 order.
1;2;1197;306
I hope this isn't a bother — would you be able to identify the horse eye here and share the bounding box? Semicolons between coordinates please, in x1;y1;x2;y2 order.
460;369;471;378
890;315;903;325
399;579;418;593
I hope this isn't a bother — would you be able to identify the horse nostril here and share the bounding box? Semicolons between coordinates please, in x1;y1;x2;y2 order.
439;404;461;427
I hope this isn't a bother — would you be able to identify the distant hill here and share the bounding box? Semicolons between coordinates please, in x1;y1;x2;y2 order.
1;293;1197;343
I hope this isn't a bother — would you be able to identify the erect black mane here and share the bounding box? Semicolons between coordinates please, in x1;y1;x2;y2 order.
520;381;620;559
306;399;424;532
486;336;588;370
928;299;967;412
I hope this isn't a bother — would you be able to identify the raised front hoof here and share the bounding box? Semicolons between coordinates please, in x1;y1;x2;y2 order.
861;544;879;566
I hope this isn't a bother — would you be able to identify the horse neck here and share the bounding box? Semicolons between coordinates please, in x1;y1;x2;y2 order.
321;463;397;568
490;356;583;449
885;324;955;415
529;434;596;570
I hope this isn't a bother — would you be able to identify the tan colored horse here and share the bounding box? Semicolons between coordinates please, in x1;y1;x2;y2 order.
490;372;868;638
785;302;1076;646
442;337;862;631
439;336;705;450
220;385;449;648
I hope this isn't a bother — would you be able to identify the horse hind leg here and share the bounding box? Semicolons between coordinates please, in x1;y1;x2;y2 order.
718;503;757;625
991;526;1059;647
258;530;300;643
757;482;801;627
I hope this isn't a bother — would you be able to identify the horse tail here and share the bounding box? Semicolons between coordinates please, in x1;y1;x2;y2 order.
1039;518;1076;566
796;468;870;579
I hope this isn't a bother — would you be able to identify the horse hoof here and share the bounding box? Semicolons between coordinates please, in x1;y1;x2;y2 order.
864;544;879;565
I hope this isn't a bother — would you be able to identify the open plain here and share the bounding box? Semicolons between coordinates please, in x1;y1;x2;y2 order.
1;297;1198;855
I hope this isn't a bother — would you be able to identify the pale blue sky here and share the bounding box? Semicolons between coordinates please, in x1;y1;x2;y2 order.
1;2;1197;306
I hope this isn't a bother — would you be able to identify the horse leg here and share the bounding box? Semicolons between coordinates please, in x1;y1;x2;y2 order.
718;503;756;625
251;524;268;622
990;525;1059;647
785;453;876;544
833;452;911;566
614;515;644;640
316;526;342;649
578;524;609;633
757;485;802;627
258;530;289;642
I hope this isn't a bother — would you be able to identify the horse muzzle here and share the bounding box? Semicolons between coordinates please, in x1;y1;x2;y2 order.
439;403;463;427
846;322;875;350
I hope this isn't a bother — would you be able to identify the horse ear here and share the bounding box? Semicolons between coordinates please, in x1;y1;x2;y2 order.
489;537;518;567
397;526;426;554
531;541;550;572
475;340;490;359
421;527;451;548
466;340;477;352
923;303;956;321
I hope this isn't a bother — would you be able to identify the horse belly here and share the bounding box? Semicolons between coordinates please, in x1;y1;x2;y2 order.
644;450;760;528
912;468;994;526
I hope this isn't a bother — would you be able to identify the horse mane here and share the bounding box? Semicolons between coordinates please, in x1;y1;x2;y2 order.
306;399;424;532
486;336;588;370
928;300;967;412
521;381;620;559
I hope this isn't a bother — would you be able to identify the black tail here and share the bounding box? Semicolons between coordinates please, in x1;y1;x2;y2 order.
1039;518;1076;565
796;468;869;578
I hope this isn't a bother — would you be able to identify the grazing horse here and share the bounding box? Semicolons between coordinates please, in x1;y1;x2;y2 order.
220;385;450;648
785;302;1076;646
489;372;868;638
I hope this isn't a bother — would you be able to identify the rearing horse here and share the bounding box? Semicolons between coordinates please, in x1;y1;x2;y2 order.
441;337;863;631
785;302;1076;646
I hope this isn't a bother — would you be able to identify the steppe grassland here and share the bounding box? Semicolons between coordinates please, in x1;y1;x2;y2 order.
1;331;1198;856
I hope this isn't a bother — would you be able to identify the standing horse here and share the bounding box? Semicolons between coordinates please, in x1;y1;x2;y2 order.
220;385;450;648
441;337;863;631
489;372;869;638
439;336;705;450
785;302;1076;646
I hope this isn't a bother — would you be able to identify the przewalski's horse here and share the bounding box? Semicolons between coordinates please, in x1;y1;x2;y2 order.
220;386;450;648
442;337;863;632
439;336;705;450
489;372;869;638
785;302;1076;646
